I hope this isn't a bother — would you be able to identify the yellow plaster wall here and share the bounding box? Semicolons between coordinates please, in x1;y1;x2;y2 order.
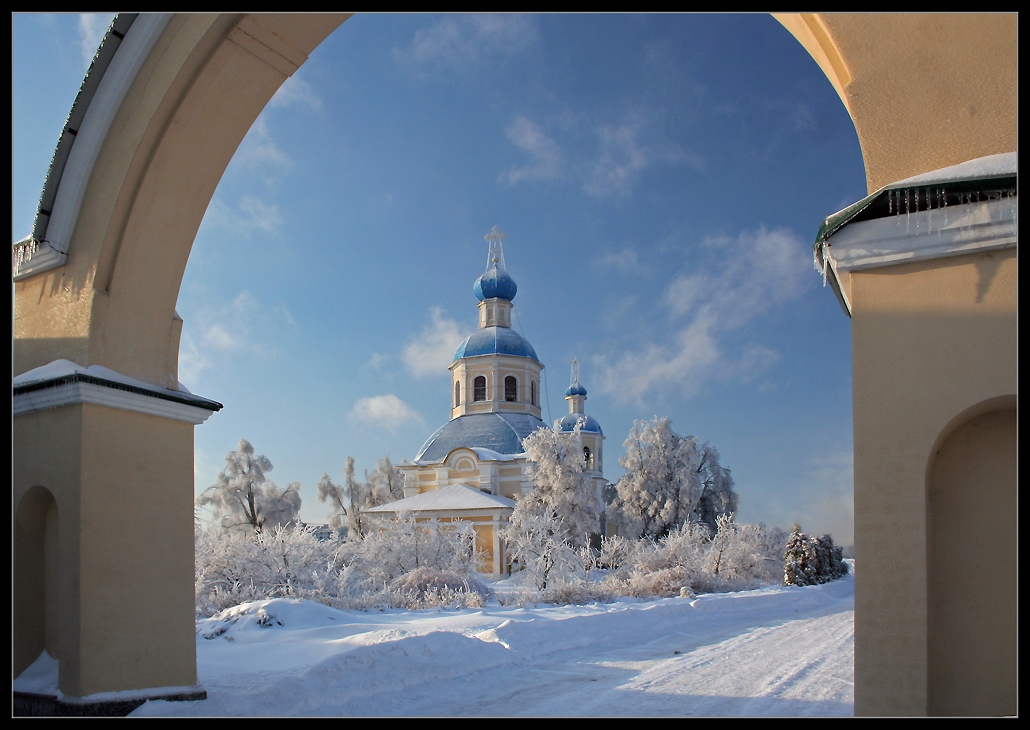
14;403;199;697
849;248;1016;715
776;13;1016;193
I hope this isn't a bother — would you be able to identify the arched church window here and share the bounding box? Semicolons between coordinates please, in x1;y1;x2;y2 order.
474;376;486;402
531;381;536;406
583;446;593;469
454;381;461;407
504;376;517;402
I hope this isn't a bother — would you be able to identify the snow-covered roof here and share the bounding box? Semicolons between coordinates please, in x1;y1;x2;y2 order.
891;151;1016;188
815;152;1017;252
12;358;221;410
812;152;1018;317
474;266;518;302
365;483;515;512
558;413;603;435
453;326;539;362
414;412;547;462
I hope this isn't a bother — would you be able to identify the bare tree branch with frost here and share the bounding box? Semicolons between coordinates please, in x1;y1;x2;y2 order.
196;439;301;534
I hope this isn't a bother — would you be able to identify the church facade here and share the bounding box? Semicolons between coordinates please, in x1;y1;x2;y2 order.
371;228;604;578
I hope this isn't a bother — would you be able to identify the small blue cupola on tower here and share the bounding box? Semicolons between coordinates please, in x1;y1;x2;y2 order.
559;357;602;434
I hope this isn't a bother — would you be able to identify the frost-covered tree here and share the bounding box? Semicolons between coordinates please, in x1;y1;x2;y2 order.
693;443;740;535
318;456;402;539
502;511;584;592
610;418;739;541
608;417;702;540
515;420;602;549
368;456;405;502
196;439;301;534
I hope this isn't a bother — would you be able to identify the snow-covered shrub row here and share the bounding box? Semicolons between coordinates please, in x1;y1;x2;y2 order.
496;514;789;607
195;513;489;616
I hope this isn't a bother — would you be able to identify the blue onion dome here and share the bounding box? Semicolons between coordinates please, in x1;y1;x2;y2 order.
474;266;518;302
558;413;603;435
453;327;539;362
565;384;588;397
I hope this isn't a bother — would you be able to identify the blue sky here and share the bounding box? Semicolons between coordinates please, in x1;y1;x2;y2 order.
13;14;866;544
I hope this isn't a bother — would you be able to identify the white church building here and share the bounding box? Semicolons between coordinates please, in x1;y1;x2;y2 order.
369;227;604;577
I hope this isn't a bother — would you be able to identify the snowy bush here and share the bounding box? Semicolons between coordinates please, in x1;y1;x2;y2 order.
782;524;849;587
579;518;786;601
503;511;586;592
388;567;491;609
196;512;483;615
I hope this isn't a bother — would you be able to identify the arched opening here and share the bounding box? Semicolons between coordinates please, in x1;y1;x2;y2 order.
504;375;517;402
583;446;593;470
926;405;1016;716
473;376;487;402
531;380;537;407
14;486;60;678
454;380;461;407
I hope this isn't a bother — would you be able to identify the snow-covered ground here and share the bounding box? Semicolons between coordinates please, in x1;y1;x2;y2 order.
18;566;854;717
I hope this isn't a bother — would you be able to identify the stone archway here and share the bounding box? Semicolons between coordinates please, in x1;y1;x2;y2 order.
13;12;1017;713
926;399;1016;716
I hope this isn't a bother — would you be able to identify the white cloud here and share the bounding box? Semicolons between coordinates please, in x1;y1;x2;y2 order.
596;227;810;405
78;14;112;68
349;395;425;434
395;14;537;73
269;74;322;111
499;115;563;185
403;307;467;378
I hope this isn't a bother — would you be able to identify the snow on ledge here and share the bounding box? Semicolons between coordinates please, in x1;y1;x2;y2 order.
13;359;221;424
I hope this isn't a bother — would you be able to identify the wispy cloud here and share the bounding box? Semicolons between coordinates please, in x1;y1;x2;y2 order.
349;395;425;434
583;125;649;198
234;117;289;170
403;307;467;378
501;115;704;199
362;352;391;372
204;195;283;236
269;74;322;111
78;14;112;68
499;115;564;185
394;14;537;74
595;227;808;404
594;247;643;273
584;125;704;198
178;291;296;385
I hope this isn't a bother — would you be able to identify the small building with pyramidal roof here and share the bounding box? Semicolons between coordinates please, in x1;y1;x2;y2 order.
377;227;604;577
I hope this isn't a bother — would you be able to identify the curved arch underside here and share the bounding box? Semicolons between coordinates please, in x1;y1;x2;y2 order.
14;13;1017;389
14;14;349;387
